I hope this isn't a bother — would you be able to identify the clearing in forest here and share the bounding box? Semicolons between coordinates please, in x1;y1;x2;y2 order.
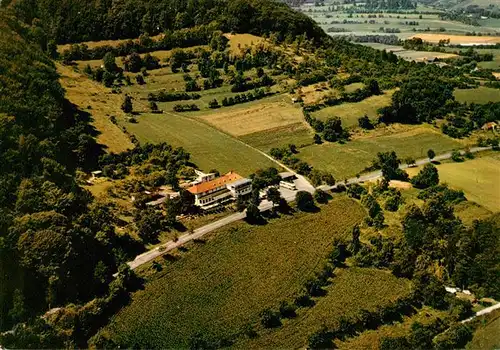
99;197;366;348
226;33;266;55
200;101;304;136
57;33;165;53
56;63;133;153
406;154;500;212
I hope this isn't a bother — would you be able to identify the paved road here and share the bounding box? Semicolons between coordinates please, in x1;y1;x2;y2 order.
462;301;500;324
126;146;492;271
318;146;492;191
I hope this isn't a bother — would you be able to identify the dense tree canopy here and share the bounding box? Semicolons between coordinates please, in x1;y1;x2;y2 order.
10;0;327;45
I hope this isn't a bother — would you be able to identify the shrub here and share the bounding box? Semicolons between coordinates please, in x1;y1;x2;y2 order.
411;163;439;189
260;308;281;328
451;150;463;162
295;191;315;211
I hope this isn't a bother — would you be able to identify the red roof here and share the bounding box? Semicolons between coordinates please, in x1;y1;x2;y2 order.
187;172;242;195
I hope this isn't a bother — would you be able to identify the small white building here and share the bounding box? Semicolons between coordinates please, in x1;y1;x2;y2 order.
91;170;103;179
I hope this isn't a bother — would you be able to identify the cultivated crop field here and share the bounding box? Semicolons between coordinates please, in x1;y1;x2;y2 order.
100;197;366;348
200;101;304;136
454;87;500;104
406;153;500;212
311;90;395;127
301;5;500;38
235;267;412;349
298;126;462;179
121;112;276;176
337;307;447;350
409;33;500;45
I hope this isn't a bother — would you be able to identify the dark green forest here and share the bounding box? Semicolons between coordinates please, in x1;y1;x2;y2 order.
10;0;327;44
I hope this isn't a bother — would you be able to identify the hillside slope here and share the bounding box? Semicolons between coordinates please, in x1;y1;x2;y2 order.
10;0;327;44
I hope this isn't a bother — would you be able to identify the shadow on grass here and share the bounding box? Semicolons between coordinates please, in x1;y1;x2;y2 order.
162;254;179;262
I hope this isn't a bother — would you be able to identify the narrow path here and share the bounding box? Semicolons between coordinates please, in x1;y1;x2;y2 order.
125;146;493;271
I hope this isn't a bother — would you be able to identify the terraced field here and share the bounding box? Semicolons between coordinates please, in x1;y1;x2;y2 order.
99;196;367;348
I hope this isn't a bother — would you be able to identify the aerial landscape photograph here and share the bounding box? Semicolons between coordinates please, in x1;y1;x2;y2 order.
0;0;499;348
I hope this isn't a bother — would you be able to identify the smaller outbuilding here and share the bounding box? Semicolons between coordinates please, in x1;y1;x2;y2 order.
482;122;497;131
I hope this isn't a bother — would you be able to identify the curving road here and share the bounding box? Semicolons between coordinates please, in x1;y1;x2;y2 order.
125;146;492;271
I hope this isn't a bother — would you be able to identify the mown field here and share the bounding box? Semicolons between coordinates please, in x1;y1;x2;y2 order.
100;196;366;348
239;122;314;151
122;112;276;176
200;101;303;136
454;87;500;104
337;307;447;350
406;153;500;212
234;267;412;349
311;90;395;127
298;126;463;179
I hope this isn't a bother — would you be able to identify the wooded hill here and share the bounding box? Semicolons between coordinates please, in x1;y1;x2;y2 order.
8;0;327;44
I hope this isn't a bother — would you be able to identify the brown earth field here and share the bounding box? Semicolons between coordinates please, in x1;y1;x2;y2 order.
410;34;500;45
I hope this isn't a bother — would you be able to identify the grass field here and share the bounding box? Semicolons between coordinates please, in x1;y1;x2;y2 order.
226;33;266;55
467;309;500;350
311;90;395;127
56;63;134;153
299;126;462;179
454;87;500;104
239;122;314;151
100;196;366;348
200;101;304;136
235;267;412;349
406;153;500;212
122;112;276;176
455;201;493;226
337;307;447;350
